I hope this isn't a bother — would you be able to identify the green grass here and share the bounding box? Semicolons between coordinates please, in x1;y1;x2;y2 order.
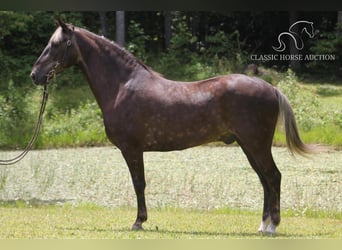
272;79;342;148
302;83;342;147
308;84;342;113
274;125;342;148
0;146;341;238
0;204;340;239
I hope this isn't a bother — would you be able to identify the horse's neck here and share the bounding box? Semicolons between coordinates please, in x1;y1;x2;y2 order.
75;31;135;111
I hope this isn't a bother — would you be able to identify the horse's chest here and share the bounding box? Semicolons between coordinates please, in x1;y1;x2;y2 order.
102;108;147;147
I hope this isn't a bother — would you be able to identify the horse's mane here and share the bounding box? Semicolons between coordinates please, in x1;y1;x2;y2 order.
76;27;158;76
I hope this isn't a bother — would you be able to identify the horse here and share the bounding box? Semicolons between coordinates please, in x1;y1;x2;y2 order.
272;20;315;52
30;19;314;234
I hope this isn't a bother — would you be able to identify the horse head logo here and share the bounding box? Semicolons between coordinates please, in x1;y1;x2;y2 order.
272;21;315;52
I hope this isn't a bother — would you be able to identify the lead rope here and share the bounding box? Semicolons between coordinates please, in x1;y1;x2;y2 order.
0;85;49;165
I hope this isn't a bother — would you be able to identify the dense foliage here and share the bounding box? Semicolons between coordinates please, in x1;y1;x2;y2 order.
1;11;341;87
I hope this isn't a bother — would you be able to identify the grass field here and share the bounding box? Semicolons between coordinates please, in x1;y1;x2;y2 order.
0;146;341;238
0;205;340;239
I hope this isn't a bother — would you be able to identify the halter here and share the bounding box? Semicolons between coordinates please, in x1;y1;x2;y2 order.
47;38;72;81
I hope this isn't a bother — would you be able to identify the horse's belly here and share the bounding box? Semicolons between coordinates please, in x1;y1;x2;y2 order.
142;124;228;151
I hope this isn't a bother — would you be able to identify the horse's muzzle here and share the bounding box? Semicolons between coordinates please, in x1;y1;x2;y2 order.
30;71;37;82
30;70;48;85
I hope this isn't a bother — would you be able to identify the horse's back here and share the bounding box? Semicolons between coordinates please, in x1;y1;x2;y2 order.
222;74;277;99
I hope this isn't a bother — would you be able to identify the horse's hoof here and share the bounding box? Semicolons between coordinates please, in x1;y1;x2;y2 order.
257;222;277;235
258;218;277;235
132;223;144;231
265;222;277;234
258;217;270;233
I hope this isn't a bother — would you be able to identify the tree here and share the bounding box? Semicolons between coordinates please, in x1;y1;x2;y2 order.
99;12;108;37
116;11;125;47
338;11;342;37
163;11;172;49
289;11;300;71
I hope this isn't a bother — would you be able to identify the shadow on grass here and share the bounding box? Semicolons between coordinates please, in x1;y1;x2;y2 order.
56;225;289;238
142;228;272;238
123;228;333;238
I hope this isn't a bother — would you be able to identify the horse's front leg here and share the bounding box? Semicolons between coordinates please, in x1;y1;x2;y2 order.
121;148;147;230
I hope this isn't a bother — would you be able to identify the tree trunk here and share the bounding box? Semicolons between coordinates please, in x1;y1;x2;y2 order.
116;11;125;47
199;12;207;45
190;12;200;37
163;11;172;50
289;11;300;71
337;11;342;37
99;12;108;38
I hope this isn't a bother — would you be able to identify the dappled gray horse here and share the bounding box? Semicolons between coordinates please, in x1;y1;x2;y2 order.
30;19;314;234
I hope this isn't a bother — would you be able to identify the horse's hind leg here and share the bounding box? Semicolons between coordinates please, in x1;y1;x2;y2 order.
238;141;281;234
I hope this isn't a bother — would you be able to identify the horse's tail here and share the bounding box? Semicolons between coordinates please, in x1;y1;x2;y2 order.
275;88;317;156
272;33;287;52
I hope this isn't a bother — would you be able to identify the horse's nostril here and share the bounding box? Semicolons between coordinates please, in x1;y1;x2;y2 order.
30;72;36;81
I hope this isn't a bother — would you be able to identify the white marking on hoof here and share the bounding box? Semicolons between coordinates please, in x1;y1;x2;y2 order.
258;217;271;232
265;222;277;234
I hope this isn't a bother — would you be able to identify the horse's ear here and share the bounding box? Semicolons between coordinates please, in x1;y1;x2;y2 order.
56;18;70;33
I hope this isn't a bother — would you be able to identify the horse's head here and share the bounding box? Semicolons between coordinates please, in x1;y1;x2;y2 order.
302;21;315;39
30;19;78;85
